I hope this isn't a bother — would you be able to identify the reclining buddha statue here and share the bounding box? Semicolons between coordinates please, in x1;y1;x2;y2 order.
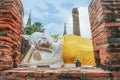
21;32;64;68
21;32;95;68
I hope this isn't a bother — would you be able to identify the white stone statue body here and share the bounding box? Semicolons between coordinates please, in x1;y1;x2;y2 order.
21;32;63;68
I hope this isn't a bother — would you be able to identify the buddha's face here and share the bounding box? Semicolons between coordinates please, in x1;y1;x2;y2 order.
35;36;54;53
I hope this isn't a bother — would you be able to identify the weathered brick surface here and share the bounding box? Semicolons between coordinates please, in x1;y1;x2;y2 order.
0;0;23;70
0;67;118;80
89;0;120;68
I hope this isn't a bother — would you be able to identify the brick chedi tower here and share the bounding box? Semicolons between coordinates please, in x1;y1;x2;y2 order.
63;23;67;36
89;0;120;70
26;10;31;26
0;0;23;70
72;8;81;36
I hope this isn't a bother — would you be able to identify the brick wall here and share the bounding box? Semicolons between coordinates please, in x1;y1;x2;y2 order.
0;68;120;80
89;0;120;69
0;0;23;70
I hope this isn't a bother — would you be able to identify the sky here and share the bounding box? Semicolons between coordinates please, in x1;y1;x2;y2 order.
21;0;92;38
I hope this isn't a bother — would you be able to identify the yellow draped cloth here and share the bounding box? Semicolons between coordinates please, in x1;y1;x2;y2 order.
62;34;95;66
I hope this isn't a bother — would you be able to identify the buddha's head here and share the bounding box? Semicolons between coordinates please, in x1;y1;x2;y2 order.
35;35;54;53
22;32;59;53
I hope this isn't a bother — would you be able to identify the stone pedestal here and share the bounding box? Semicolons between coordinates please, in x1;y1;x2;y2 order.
0;67;120;80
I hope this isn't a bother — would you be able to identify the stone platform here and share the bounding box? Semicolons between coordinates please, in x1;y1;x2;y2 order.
0;67;120;80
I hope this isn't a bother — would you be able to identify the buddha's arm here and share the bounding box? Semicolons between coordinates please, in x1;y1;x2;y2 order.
21;45;35;64
30;48;63;65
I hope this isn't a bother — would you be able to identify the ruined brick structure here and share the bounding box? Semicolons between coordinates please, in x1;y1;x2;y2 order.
72;8;81;36
26;10;31;26
0;0;23;70
63;23;67;36
0;0;119;79
89;0;120;69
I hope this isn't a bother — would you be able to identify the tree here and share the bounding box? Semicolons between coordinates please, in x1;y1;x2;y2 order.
24;22;45;35
51;34;60;42
51;34;59;39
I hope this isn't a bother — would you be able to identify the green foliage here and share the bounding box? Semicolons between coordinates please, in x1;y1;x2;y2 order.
0;0;4;2
105;4;116;23
105;10;115;23
80;78;90;80
106;27;120;37
0;0;4;9
51;34;59;39
51;34;60;42
24;22;45;35
101;60;120;72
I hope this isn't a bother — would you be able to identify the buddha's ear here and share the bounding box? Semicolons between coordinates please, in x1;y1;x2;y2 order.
21;35;29;40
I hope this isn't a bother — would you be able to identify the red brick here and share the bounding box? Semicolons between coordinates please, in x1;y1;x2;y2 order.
71;72;82;78
86;72;109;77
112;72;120;77
0;0;23;70
0;68;118;80
3;77;16;80
89;0;120;66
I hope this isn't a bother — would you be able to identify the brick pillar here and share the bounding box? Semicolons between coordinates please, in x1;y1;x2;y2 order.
89;0;120;70
63;23;67;36
0;0;23;70
72;8;81;36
